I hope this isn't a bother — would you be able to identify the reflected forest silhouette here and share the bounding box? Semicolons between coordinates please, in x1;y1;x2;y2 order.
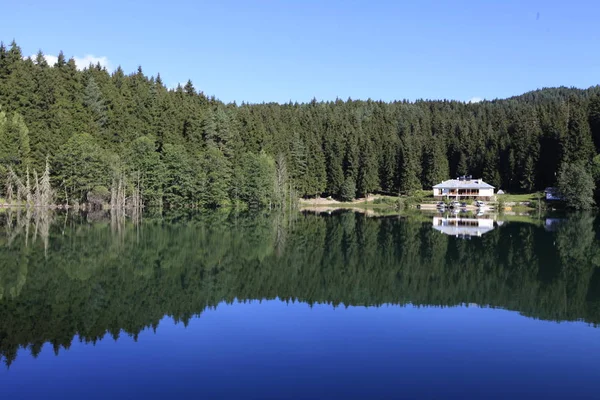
1;210;600;367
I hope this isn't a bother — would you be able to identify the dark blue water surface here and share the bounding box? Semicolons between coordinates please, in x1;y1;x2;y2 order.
1;210;599;399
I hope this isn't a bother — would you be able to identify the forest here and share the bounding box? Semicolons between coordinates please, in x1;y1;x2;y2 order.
2;40;600;208
1;210;600;366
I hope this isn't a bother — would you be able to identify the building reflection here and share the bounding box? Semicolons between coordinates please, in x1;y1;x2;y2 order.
432;214;496;238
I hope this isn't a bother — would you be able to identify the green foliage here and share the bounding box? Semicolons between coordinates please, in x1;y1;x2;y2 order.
592;154;600;181
0;110;30;174
591;154;600;201
357;137;379;196
456;152;468;176
497;196;505;211
202;145;230;207
1;40;600;207
161;144;199;207
422;139;449;188
127;136;164;206
340;176;356;201
83;76;107;130
397;137;421;194
52;133;111;202
527;199;546;212
239;152;275;208
87;185;110;206
589;95;600;152
557;162;596;210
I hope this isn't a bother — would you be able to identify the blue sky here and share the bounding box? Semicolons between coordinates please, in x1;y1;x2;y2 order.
1;0;599;104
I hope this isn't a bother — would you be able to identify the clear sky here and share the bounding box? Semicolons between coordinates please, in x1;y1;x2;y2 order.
1;0;599;104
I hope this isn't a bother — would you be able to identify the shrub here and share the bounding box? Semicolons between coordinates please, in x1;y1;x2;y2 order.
557;162;595;210
528;200;547;212
497;196;505;211
87;186;110;206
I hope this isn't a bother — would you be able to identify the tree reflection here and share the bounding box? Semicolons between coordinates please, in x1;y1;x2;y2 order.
0;210;599;366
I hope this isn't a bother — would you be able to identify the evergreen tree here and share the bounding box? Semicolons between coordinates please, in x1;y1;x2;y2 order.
202;145;231;207
340;176;356;201
0;111;31;174
557;162;595;210
456;152;468;176
565;96;595;163
482;149;501;188
240;152;275;208
588;95;600;153
357;137;379;196
397;136;421;194
83;76;107;130
161;144;198;207
422;139;449;188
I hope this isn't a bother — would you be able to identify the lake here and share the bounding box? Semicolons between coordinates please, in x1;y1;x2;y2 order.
1;209;599;399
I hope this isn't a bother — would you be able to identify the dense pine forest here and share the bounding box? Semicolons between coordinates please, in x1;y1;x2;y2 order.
2;41;600;208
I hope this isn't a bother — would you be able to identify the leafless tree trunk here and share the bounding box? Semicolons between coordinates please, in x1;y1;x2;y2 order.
33;170;41;207
25;167;32;207
275;153;288;208
40;158;53;207
5;174;13;204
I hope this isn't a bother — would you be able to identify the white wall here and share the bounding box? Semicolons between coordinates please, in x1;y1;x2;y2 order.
433;188;494;197
479;188;494;197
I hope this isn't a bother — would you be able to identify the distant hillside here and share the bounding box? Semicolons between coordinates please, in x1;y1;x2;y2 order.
1;40;600;208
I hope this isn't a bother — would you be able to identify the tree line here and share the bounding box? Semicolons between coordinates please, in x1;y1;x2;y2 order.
2;40;600;207
1;210;600;366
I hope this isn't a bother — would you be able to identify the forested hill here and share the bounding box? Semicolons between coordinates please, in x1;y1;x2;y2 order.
1;40;600;208
501;86;600;104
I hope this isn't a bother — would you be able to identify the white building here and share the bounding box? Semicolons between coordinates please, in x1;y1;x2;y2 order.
433;176;494;200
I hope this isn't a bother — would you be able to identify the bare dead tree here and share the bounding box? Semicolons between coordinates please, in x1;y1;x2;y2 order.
40;158;53;207
109;172;144;211
63;181;69;208
275;153;288;208
110;178;117;209
5;173;13;204
25;167;32;207
8;168;27;204
33;169;41;207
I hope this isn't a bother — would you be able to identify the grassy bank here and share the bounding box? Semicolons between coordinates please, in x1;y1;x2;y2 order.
299;191;435;212
497;192;543;203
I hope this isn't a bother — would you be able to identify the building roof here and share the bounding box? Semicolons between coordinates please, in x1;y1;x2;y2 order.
433;178;494;190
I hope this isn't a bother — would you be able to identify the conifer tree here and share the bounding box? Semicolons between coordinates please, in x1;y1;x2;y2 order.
202;145;231;207
0;111;31;174
357;137;379;196
565;96;595;163
83;76;107;129
588;95;600;153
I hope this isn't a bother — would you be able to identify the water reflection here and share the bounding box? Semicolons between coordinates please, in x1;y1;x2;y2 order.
0;209;599;367
432;214;496;237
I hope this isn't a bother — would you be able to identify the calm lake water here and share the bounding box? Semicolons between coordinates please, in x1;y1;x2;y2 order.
1;209;600;399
